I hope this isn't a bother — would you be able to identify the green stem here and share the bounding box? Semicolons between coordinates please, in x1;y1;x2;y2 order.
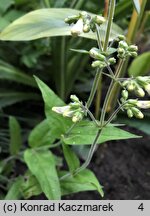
103;0;116;51
100;59;124;123
44;0;51;8
60;37;66;100
86;68;102;108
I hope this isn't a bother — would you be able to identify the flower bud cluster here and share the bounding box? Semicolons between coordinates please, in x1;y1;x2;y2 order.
89;47;116;69
117;40;138;59
65;12;105;36
121;96;144;119
52;95;85;123
120;85;150;119
122;76;150;97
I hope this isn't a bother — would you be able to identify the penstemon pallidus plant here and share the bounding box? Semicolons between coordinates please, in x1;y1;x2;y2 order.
1;0;149;200
52;0;150;181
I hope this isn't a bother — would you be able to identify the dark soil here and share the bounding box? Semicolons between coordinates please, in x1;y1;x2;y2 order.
65;128;150;200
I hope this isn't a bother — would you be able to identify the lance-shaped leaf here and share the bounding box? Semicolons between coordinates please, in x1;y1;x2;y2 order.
63;121;141;145
9;116;22;155
24;149;61;200
0;8;123;41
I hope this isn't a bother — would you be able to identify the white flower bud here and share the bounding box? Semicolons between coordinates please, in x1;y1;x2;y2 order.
71;19;83;36
83;24;90;33
94;15;105;25
118;35;126;41
119;41;128;49
131;107;144;119
144;84;150;95
135;87;145;97
128;45;138;52
91;60;101;68
127;109;133;118
129;51;138;57
89;48;106;60
72;112;83;123
137;101;150;109
108;57;116;65
70;95;79;103
121;90;128;100
127;81;136;91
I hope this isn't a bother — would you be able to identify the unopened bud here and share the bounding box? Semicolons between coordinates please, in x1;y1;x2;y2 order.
129;51;138;57
127;109;133;118
80;11;88;17
122;80;129;87
127;81;136;91
119;41;128;49
65;15;79;24
70;95;79;103
108;57;116;65
89;48;106;61
144;84;150;95
71;19;83;36
128;45;138;52
83;24;90;33
91;60;101;68
121;90;128;100
131;107;144;119
118;47;125;54
94;15;105;25
135;87;145;97
118;35;126;41
72;112;83;123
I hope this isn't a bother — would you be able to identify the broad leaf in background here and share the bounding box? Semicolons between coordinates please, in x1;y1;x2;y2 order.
9;116;22;155
0;8;123;41
0;91;40;108
132;0;141;14
118;114;150;135
59;169;104;197
29;119;55;148
0;60;36;87
63;121;140;145
24;149;61;200
62;144;80;173
5;176;23;200
0;0;14;14
128;52;150;77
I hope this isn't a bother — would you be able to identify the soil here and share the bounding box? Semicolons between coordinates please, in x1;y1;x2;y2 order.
64;127;150;200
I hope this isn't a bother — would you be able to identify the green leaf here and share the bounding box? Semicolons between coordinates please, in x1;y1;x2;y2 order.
118;114;150;135
128;52;150;77
24;149;61;200
29;119;55;148
21;171;42;199
0;60;37;87
0;8;123;41
34;76;72;139
132;0;141;14
62;144;80;173
0;0;14;14
5;176;23;200
9;116;22;155
63;121;140;145
0;91;40;108
59;169;104;197
70;49;89;54
34;75;64;112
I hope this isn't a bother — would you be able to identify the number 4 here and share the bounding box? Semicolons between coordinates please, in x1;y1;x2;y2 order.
138;203;144;211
